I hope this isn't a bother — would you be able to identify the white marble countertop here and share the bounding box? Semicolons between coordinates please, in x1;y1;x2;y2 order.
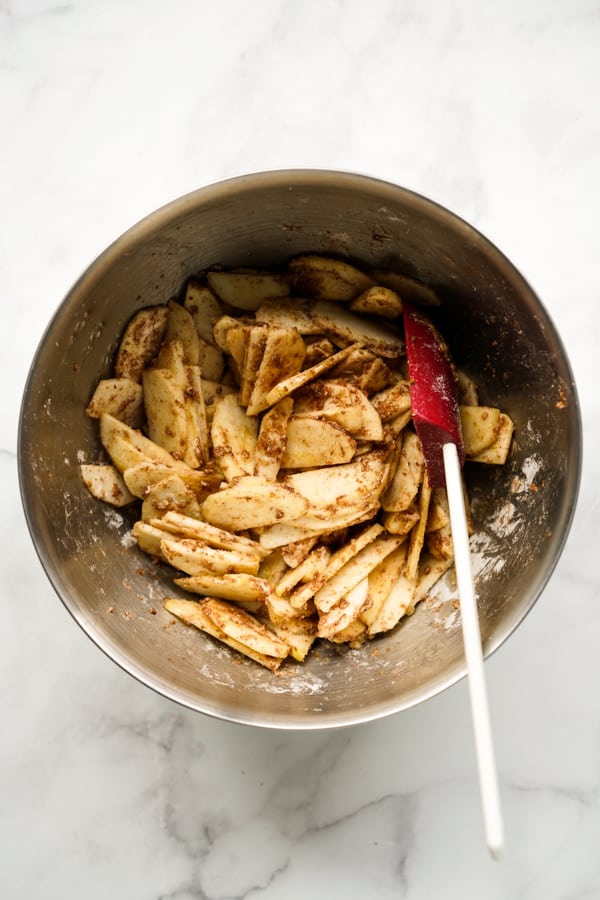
3;1;599;897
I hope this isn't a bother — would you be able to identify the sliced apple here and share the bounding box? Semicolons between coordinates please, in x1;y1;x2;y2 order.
132;520;168;557
155;511;268;558
200;378;236;407
413;555;453;607
327;617;367;645
260;342;360;411
224;323;252;382
269;617;317;662
155;338;187;387
239;326;268;408
164;299;201;365
210;393;258;481
313;301;404;358
360;544;408;627
202;476;308;531
293;379;384;441
201;598;290;658
246;326;307;415
426;488;450;532
469;413;514;465
368;270;440;307
114;305;169;382
314;534;405;613
196;337;225;382
140;474;202;522
381;509;420;536
371;380;412;422
183;279;223;344
404;477;432;581
160;537;260;576
164;598;284;671
275;545;331;597
174;572;272;604
303;337;335;367
85;378;143;427
183;364;210;468
123;459;219;499
381;430;425;512
280;536;318;568
350;285;403;318
317;577;370;639
285;450;389;521
207;269;291;310
288;254;374;301
460;405;502;457
281;417;356;468
367;566;416;635
318;522;384;586
142;367;189;460
255;298;323;334
253;397;294;481
458;370;479;406
80;464;135;507
426;521;454;561
258;504;380;551
258;549;289;588
213;315;246;354
99;413;189;474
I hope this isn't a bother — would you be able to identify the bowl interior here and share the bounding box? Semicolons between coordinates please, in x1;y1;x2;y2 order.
19;171;581;728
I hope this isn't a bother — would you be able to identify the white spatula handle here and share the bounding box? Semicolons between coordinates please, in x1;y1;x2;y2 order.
443;442;504;859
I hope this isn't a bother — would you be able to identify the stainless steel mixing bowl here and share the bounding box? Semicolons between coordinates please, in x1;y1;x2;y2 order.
19;170;581;728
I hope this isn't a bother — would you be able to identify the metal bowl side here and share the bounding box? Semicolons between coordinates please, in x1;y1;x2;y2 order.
18;170;582;728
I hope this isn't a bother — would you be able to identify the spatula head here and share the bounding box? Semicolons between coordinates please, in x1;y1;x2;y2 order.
403;302;465;488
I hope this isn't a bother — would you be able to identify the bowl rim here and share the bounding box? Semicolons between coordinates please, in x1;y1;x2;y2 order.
18;168;583;728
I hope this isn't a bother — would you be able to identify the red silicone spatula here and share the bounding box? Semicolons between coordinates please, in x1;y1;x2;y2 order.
403;302;504;859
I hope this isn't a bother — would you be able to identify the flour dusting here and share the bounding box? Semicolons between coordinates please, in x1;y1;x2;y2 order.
120;530;137;549
510;453;542;494
423;449;542;630
103;508;125;530
259;671;327;695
